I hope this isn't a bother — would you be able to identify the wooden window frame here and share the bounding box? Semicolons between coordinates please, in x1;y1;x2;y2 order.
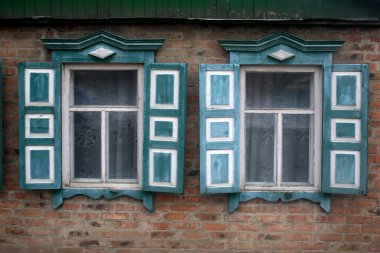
240;65;322;192
62;64;144;189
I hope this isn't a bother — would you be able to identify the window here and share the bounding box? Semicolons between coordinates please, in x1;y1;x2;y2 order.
199;33;368;212
62;64;143;189
18;31;187;210
241;66;322;191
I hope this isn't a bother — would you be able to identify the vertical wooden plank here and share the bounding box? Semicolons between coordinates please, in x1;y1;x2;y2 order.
204;0;217;18
241;0;253;19
50;0;63;18
191;0;204;18
61;0;74;19
25;0;36;17
0;59;2;189
11;0;25;18
179;0;191;18
121;0;134;17
109;0;122;18
133;0;145;17
229;0;242;18
156;0;168;17
36;0;51;17
144;0;157;18
74;0;86;19
253;0;266;19
98;0;110;19
167;0;180;18
216;0;229;19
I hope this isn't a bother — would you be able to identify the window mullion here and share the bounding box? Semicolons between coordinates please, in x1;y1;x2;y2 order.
276;113;282;187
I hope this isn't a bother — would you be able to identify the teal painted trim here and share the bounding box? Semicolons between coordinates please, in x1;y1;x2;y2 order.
52;43;153;63
143;192;154;212
236;191;330;212
219;32;343;53
19;62;62;190
0;59;2;189
233;45;332;65
25;139;55;146
25;107;55;114
320;193;331;212
199;64;240;194
143;63;187;194
150;141;178;149
52;188;150;209
331;110;361;118
206;142;234;150
330;142;361;151
205;109;235;117
42;31;164;51
149;109;179;117
199;64;207;194
228;193;240;213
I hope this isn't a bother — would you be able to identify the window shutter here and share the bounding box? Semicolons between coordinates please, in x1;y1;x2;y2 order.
19;62;61;189
142;63;187;193
199;64;240;194
322;64;368;195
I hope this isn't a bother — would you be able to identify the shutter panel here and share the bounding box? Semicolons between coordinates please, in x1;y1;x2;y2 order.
322;64;368;195
199;64;240;194
142;63;187;193
19;62;61;189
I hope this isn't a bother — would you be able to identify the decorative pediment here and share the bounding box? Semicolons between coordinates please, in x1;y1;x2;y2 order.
219;32;343;53
42;30;164;51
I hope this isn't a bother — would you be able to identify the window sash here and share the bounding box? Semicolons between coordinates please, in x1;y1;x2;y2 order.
62;64;144;189
240;66;322;191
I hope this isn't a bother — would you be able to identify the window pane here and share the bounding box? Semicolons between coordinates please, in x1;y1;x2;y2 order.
73;70;137;106
74;112;101;179
108;112;137;180
245;114;275;183
246;72;312;109
282;114;310;183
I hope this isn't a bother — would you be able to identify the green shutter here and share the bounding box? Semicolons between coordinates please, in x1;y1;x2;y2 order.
199;64;240;194
19;62;61;189
322;64;368;195
142;63;187;193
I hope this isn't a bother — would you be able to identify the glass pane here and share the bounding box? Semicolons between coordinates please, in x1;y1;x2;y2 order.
245;114;275;183
74;112;101;179
108;112;138;180
246;72;312;109
73;70;137;106
282;114;311;183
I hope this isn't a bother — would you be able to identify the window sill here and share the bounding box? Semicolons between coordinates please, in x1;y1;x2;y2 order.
228;191;331;213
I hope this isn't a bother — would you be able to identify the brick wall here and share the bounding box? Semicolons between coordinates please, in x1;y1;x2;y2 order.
0;24;379;253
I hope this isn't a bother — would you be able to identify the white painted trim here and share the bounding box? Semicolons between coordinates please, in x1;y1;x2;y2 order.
241;66;322;191
25;68;54;106
206;118;234;142
25;146;54;184
62;64;144;188
331;118;361;143
150;70;179;109
25;114;54;138
206;150;234;188
331;150;360;189
150;116;178;142
332;72;361;111
149;149;177;187
206;70;234;109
